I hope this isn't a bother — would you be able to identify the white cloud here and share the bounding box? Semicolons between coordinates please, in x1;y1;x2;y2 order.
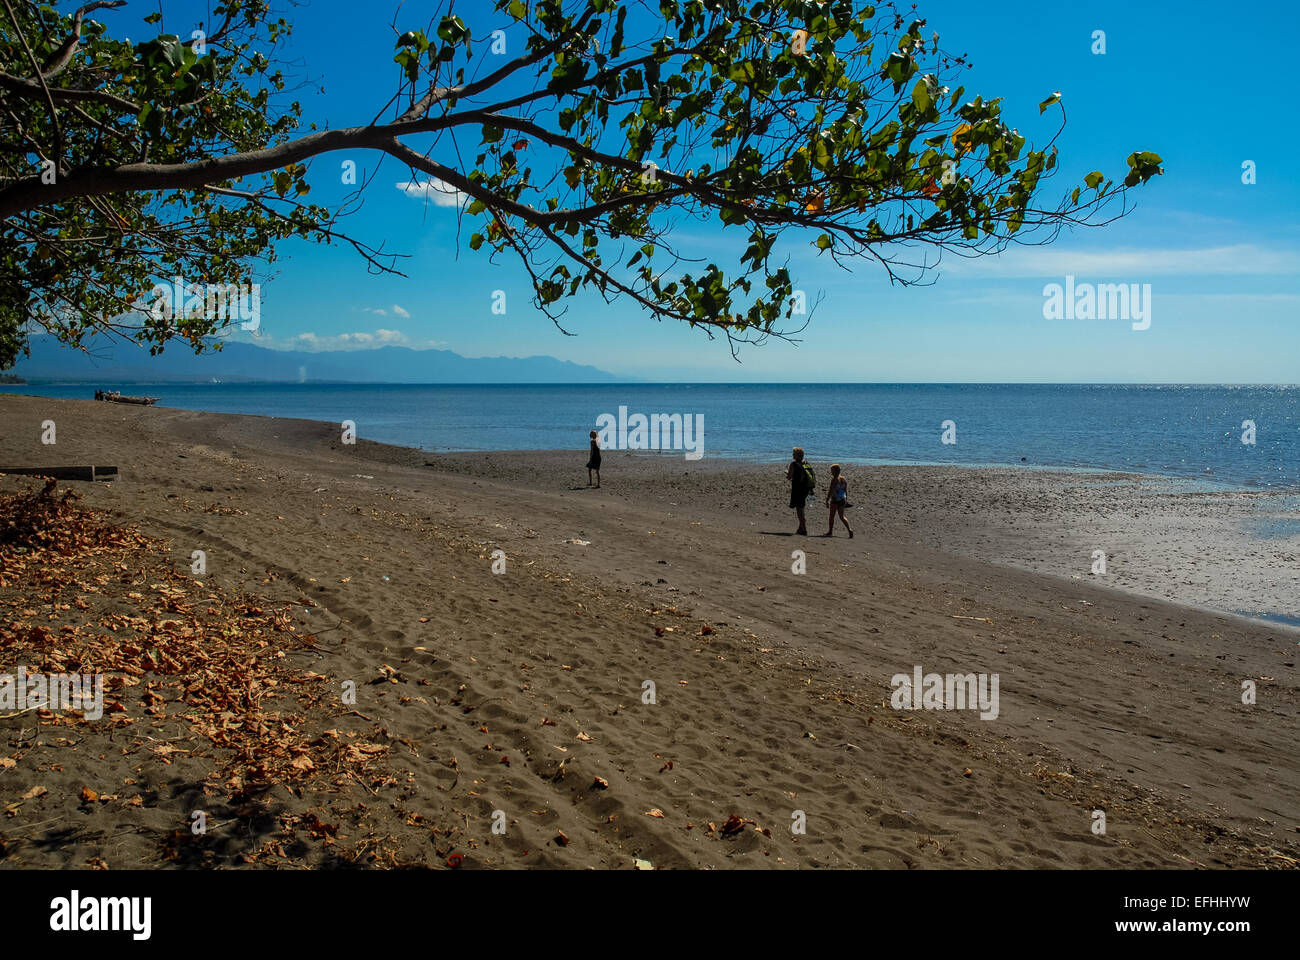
392;304;411;318
942;244;1300;278
396;178;466;208
287;329;410;351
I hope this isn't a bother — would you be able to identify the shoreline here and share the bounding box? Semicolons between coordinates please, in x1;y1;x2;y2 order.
1;395;1297;869
5;383;1296;493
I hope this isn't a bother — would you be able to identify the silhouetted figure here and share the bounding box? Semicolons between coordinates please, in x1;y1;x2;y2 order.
586;429;602;487
786;446;811;535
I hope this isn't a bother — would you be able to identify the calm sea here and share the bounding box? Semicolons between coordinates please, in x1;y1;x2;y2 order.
4;383;1297;489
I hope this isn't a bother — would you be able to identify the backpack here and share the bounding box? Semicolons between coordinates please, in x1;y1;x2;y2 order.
801;463;816;493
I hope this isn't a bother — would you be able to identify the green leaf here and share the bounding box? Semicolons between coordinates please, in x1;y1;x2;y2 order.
727;61;755;83
812;136;832;170
1125;151;1164;185
912;79;932;113
437;16;469;45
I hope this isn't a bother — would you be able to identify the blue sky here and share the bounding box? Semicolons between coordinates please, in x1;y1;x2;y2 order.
133;0;1298;382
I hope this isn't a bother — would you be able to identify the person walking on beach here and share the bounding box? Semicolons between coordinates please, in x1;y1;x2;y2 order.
786;446;812;535
586;429;602;487
822;463;853;538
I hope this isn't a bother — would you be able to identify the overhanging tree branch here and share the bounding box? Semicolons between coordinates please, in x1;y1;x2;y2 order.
1;0;1162;372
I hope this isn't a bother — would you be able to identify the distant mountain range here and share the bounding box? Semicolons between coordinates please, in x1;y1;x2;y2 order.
11;335;625;384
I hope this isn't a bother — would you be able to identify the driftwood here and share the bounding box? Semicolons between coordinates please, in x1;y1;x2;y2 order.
94;389;158;405
0;466;118;481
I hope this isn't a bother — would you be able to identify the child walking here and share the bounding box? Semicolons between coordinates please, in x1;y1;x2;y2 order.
823;464;853;537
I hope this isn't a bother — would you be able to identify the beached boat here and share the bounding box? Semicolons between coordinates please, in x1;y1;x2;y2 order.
94;389;159;405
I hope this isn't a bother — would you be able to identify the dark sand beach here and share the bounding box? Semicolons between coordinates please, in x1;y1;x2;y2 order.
1;394;1296;869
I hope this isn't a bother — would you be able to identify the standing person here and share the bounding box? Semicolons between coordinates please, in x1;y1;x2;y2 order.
786;446;811;535
822;464;853;538
586;429;602;488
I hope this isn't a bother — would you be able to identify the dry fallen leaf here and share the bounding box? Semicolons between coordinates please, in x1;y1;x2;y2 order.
576;732;594;742
645;809;665;818
0;479;415;823
721;814;755;836
592;776;609;789
20;785;46;801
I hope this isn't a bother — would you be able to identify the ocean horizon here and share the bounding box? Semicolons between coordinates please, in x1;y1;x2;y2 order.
6;382;1297;490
